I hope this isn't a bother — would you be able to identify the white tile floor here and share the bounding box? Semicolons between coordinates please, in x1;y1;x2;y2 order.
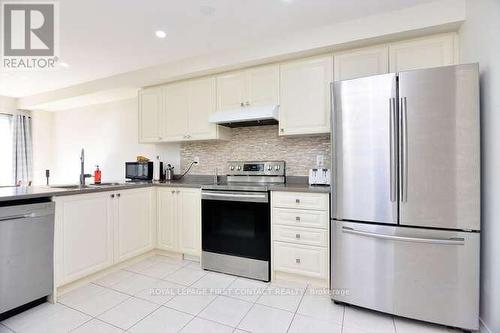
0;255;464;333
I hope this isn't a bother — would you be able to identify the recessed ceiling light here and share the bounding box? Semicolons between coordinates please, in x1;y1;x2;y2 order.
59;62;69;68
155;30;167;39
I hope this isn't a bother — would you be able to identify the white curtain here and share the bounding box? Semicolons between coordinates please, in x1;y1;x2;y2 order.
12;114;33;185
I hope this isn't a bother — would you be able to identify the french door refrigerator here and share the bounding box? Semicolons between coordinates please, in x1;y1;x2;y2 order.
330;63;480;330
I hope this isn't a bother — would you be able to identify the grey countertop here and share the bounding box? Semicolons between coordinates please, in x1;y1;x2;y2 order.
0;176;329;202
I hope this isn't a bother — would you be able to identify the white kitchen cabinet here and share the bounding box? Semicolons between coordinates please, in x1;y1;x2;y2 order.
114;188;156;263
163;82;189;141
389;33;457;72
271;191;330;285
55;192;114;286
334;45;389;81
55;188;156;286
157;188;178;251
216;64;279;110
216;71;247;110
177;188;202;256
279;55;333;136
138;86;162;142
157;187;201;257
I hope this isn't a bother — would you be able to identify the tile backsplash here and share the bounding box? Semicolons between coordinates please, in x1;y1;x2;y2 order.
180;125;330;176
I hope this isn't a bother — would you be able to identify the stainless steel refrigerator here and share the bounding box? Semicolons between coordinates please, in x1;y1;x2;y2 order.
330;63;480;330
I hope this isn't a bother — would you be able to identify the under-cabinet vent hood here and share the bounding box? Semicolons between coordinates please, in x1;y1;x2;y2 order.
209;105;279;128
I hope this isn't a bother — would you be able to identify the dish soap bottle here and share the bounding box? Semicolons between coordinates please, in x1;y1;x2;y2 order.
94;165;102;184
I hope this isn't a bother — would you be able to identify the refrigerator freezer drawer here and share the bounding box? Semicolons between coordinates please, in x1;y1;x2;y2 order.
331;220;479;330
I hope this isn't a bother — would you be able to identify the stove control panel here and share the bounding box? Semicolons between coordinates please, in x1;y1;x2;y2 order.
227;161;285;176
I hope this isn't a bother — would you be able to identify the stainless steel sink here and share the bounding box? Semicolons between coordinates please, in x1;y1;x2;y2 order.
90;182;123;186
50;184;90;190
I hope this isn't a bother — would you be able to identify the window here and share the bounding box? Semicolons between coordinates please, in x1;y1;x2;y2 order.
0;113;13;186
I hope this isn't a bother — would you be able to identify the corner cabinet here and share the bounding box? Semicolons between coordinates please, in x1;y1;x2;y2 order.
55;188;156;287
157;187;201;257
279;55;333;136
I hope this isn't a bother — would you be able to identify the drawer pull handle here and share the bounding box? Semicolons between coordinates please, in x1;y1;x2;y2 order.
295;199;300;203
295;216;301;221
295;234;301;239
295;258;301;264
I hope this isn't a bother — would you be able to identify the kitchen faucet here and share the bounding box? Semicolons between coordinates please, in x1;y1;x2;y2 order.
79;149;92;186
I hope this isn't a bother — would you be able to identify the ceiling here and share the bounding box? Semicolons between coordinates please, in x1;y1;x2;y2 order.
0;0;437;98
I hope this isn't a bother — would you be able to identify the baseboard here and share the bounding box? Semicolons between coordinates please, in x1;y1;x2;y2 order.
479;317;492;333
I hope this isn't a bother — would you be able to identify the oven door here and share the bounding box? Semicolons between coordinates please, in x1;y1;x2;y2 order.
201;190;270;261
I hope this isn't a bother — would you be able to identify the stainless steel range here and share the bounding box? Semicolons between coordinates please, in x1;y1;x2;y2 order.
201;161;285;281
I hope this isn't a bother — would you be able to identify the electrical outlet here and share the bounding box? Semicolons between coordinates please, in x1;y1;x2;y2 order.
194;156;200;164
316;155;324;167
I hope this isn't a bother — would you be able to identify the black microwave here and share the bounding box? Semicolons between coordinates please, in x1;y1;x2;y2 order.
125;162;153;181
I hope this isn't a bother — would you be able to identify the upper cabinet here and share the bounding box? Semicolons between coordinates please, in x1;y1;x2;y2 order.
139;77;229;143
389;33;457;72
138;86;162;142
216;64;279;110
279;55;333;136
334;45;389;81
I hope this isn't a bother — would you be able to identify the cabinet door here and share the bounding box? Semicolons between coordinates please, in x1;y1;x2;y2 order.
139;87;162;142
216;71;246;110
279;55;333;135
247;64;279;107
187;77;218;140
115;188;154;262
389;33;457;72
334;45;388;81
177;188;201;256
157;188;178;251
56;193;113;285
163;82;189;141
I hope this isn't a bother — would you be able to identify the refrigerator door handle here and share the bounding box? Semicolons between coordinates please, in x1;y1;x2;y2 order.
389;97;397;202
342;226;465;245
400;96;408;203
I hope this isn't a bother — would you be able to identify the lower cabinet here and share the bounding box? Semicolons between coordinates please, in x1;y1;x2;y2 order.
271;191;330;286
114;188;156;262
55;187;156;286
157;187;201;257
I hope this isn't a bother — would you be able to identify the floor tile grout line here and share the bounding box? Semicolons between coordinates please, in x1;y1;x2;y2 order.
118;301;162;332
233;298;258;330
285;283;308;333
341;302;346;333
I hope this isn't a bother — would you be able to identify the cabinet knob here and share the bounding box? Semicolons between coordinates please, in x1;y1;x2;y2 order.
110;194;115;198
176;190;180;194
296;216;301;221
116;193;121;198
245;101;250;106
295;234;301;239
295;199;300;204
280;128;284;132
295;258;301;264
240;102;244;107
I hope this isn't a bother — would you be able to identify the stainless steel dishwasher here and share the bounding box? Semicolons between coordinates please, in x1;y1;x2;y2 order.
0;199;55;314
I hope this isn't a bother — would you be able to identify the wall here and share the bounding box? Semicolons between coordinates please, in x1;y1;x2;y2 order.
0;95;16;112
180;125;330;176
31;98;180;185
459;1;500;332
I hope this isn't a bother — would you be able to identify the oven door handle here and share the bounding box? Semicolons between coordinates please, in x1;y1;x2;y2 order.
202;191;269;203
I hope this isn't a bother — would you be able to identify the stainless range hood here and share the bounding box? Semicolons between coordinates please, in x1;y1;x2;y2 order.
209;105;279;128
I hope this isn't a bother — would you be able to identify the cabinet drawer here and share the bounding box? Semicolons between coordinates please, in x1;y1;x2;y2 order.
273;208;328;229
272;191;329;211
273;242;328;279
273;225;328;247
